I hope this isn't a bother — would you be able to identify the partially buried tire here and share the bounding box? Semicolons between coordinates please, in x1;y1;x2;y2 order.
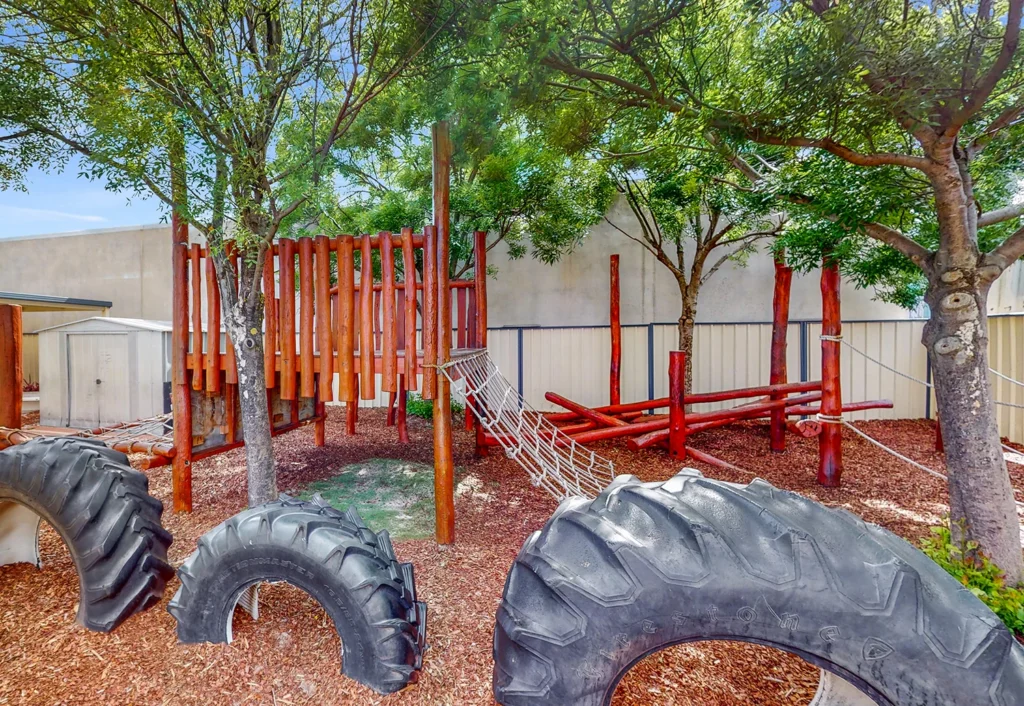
0;437;174;632
493;469;1024;705
168;494;427;694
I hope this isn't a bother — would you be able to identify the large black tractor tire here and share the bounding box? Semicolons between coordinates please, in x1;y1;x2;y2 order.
0;437;174;632
168;494;427;695
493;470;1024;706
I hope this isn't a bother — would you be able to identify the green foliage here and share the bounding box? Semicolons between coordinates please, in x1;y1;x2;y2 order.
921;524;1024;636
405;393;464;421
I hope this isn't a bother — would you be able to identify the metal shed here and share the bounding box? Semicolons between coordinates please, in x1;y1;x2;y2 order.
36;318;172;428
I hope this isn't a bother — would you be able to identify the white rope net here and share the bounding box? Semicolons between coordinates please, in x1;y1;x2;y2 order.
438;350;615;500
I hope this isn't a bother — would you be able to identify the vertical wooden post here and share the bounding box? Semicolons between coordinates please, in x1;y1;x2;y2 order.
819;258;843;487
474;230;488;349
769;254;793;453
380;231;398;393
315;235;334;403
298;237;315;399
205;256;222;394
668;351;687;459
401;228;419;390
263;249;278;389
397;374;410;443
432;121;455;547
190;244;204;391
314;399;326;447
359;235;375;400
337;236;356;402
346;373;359;435
456;288;467;349
422;226;438;400
609;254;622;406
0;304;23;429
279;237;297;401
170;211;193;513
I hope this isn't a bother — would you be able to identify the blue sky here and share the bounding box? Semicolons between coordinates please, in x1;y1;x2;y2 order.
0;155;164;238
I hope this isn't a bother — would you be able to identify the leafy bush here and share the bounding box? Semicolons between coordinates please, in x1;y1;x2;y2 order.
405;393;464;421
921;524;1024;636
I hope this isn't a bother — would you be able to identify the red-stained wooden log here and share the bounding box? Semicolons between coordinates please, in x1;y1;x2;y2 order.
401;227;418;390
544;379;823;422
422;225;438;400
474;230;488;350
386;391;397;426
785;399;893;416
432;120;455;546
935;420;944;452
668;351;687;459
315;236;334;402
359;235;375;400
346;373;359;435
819;258;843;487
380;231;398;393
279;237;297;401
456;287;467;349
190;244;204;391
397;375;409;443
223;242;239;385
170;207;192;512
336;236;356;402
205;256;222;394
685;446;748;474
545;392;627;428
770;255;793;452
610;254;621;406
314;399;326;447
467;288;477;348
263;246;278;389
298;237;315;398
561;416;669;446
0;305;22;430
788;419;822;438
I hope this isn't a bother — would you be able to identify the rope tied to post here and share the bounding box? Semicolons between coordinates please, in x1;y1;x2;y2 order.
819;334;844;342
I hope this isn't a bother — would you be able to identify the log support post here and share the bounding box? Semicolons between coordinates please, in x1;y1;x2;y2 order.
0;304;23;429
171;210;193;512
610;254;622;406
397;374;409;443
770;255;793;453
668;351;687;459
818;258;843;487
432;121;455;547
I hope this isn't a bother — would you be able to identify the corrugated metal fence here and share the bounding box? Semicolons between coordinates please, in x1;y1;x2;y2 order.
484;314;1024;444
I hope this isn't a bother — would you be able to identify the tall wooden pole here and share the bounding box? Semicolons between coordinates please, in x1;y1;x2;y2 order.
432;121;455;547
668;351;687;459
609;254;622;406
170;202;193;512
769;254;793;453
0;304;23;429
819;258;843;487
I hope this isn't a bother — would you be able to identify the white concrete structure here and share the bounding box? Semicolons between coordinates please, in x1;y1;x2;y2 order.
36;318;171;428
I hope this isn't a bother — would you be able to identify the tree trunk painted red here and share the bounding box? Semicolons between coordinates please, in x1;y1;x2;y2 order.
0;304;23;430
609;254;622;406
770;256;793;453
818;259;843;487
668;352;687;459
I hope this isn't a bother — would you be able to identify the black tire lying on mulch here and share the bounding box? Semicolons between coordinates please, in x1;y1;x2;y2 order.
0;437;174;632
168;494;427;695
493;469;1024;706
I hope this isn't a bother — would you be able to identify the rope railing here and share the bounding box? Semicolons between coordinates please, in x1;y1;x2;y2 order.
841;340;1024;409
438;350;615;501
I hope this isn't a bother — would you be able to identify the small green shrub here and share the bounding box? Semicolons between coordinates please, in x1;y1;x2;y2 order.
921;523;1024;636
405;393;464;421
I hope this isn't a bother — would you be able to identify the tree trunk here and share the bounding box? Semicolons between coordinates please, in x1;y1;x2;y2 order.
923;265;1023;585
925;157;1023;585
677;284;698;395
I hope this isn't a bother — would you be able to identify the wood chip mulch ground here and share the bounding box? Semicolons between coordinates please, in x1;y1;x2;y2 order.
1;409;1021;705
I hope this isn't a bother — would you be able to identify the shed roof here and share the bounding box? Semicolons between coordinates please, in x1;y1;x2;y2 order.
0;291;113;313
33;317;172;334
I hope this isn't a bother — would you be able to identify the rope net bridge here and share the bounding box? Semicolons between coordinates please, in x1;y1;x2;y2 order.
439;350;615;501
0;414;175;467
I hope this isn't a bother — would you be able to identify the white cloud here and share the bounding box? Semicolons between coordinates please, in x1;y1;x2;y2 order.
0;204;107;223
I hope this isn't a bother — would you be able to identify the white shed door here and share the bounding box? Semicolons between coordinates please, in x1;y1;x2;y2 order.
68;334;131;428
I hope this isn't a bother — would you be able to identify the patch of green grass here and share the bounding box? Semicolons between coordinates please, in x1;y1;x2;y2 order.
921;523;1024;636
406;393;464;421
296;458;438;540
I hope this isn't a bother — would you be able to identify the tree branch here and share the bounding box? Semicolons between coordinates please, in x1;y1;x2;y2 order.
979;201;1024;227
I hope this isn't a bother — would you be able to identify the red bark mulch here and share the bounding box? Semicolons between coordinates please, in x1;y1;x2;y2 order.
1;409;1021;705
